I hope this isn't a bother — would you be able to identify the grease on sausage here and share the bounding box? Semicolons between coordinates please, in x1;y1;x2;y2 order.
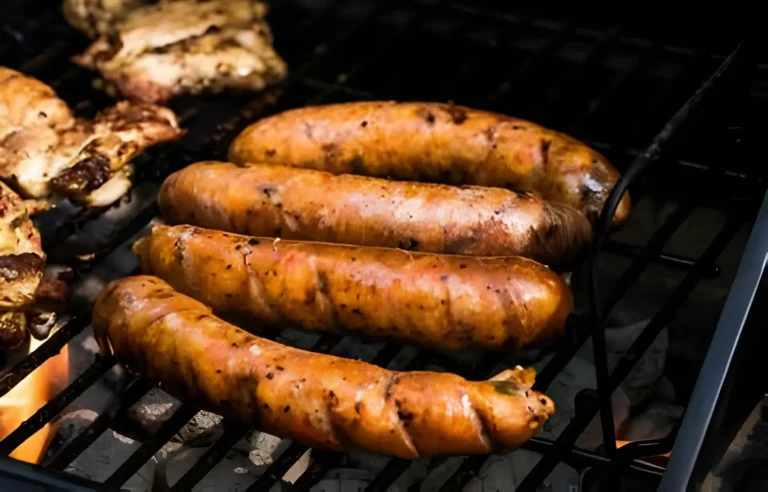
228;101;631;224
158;161;592;267
133;224;573;351
92;275;555;458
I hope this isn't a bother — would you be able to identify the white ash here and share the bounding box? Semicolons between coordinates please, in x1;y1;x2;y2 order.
462;452;579;492
243;432;283;469
533;354;594;440
64;430;140;482
122;388;180;436
577;386;631;450
578;318;669;407
174;411;224;445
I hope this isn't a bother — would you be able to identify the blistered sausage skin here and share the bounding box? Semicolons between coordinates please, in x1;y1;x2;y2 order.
133;224;573;351
158;161;592;267
228;101;631;224
92;276;556;458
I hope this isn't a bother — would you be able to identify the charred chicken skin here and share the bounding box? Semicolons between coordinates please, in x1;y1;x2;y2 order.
0;182;44;348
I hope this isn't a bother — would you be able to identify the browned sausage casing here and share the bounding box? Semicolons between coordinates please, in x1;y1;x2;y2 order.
228;101;631;224
134;224;573;351
158;161;592;267
93;275;556;458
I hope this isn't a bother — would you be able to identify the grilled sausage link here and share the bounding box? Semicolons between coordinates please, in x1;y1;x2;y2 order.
133;224;573;351
158;161;592;267
228;101;631;224
93;275;556;458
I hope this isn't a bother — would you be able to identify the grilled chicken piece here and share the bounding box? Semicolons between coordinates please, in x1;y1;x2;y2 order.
48;101;183;204
0;182;44;348
0;67;183;207
72;0;287;103
0;67;74;140
62;0;145;37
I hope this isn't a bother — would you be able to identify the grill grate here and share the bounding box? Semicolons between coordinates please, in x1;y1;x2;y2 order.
0;1;762;491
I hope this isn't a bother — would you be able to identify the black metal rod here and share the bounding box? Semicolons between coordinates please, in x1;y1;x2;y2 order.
568;43;659;135
539;25;622;125
534;200;692;392
292;451;343;492
46;379;152;472
590;312;617;456
246;442;308;491
0;455;101;492
307;8;433;103
603;240;720;278
625;51;713;147
102;404;198;489
482;23;571;108
585;139;752;180
0;356;116;456
515;207;747;492
0;310;91;398
168;420;248;492
584;37;745;466
523;437;665;479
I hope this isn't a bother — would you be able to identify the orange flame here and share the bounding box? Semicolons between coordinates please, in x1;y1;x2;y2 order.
0;337;69;464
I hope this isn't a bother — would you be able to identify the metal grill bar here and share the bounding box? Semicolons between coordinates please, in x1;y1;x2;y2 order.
526;26;623;128
524;437;665;478
293;451;344;492
0;454;101;491
624;51;714;147
585;139;751;180
168;420;248;491
569;43;659;135
46;379;152;471
0;356;116;455
0;310;91;398
515;209;748;492
247;442;308;491
481;23;571;109
102;404;198;489
602;241;720;278
534;200;694;390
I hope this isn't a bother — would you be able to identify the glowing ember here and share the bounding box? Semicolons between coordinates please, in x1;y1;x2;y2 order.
0;336;69;464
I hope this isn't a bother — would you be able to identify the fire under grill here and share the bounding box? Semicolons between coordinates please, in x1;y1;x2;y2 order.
0;1;765;491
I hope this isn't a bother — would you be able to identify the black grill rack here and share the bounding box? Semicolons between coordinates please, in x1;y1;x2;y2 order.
0;1;764;491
